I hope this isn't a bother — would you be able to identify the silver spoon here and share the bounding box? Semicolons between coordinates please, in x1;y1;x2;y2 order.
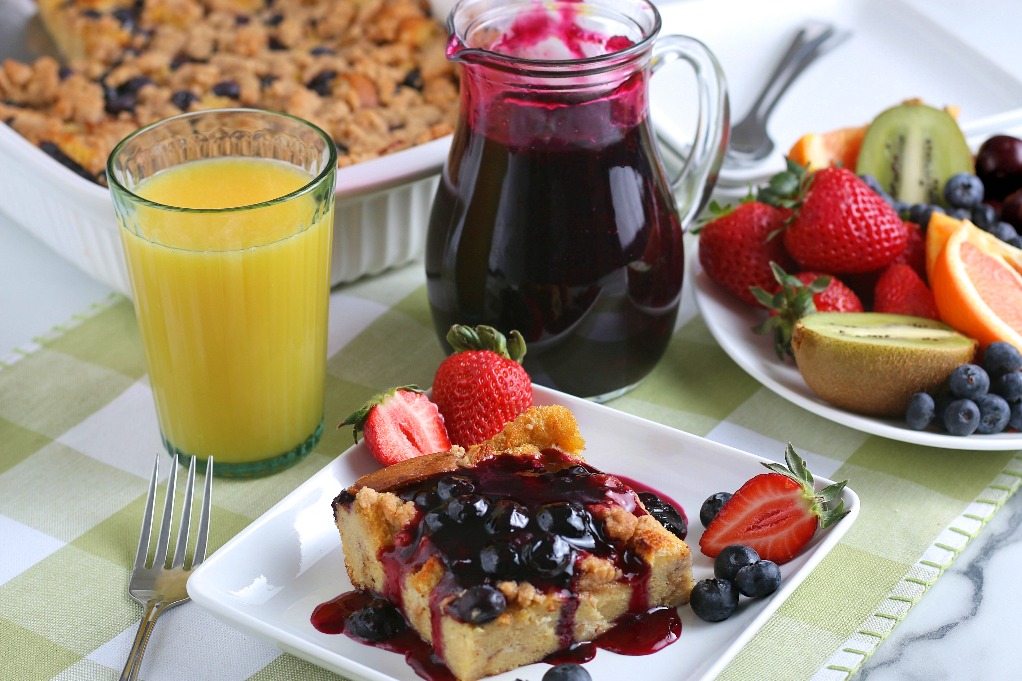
724;20;848;170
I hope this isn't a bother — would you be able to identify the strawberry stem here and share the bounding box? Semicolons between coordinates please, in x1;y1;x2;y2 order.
762;443;849;529
339;385;422;444
447;324;527;363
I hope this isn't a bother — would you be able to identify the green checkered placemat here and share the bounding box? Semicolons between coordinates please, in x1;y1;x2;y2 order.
1;259;1020;681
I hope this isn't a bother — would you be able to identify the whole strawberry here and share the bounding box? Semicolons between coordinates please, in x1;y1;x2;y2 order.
697;200;795;306
873;263;940;320
783;166;907;274
699;444;848;564
340;386;451;467
433;325;533;448
753;263;863;358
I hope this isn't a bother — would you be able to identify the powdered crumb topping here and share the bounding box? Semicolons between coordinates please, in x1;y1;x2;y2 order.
1;0;459;184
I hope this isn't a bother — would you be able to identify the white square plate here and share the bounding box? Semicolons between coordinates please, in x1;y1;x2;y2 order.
188;385;859;681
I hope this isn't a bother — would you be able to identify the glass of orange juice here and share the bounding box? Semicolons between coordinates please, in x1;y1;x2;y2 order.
107;109;336;478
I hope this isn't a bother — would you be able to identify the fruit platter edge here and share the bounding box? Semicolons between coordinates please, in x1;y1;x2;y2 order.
689;245;1022;452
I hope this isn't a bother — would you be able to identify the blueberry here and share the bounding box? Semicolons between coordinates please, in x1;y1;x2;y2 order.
412;487;441;510
445;494;490;524
993;372;1022;403
436;475;475;500
699;492;732;527
551;464;592;484
972;203;998;230
948;364;990;399
543;663;592;681
112;8;138;29
422;508;450;534
401;67;425;91
306;70;337;97
525;533;573;577
483;499;529;534
535;502;590;539
892;200;911;219
638;491;688;540
975;394;1011;434
1011;401;1022;431
1011;236;1022;250
448;585;506;624
985;342;1022;376
346;599;406;642
905;392;936;430
948;207;973;220
714;544;760;581
943;173;985;208
118;76;152;95
859;174;886;196
943;398;981;436
908;203;944;228
735;559;782;598
212;80;241;98
480;542;524;578
689;578;739;622
988;221;1019;243
170;89;198;111
104;88;136;115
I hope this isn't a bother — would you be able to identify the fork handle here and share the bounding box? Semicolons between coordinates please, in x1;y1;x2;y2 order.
120;598;167;681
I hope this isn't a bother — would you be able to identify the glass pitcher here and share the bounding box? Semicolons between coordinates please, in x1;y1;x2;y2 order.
426;0;728;401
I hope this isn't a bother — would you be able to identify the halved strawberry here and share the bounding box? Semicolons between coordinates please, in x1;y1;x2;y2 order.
339;386;451;466
699;445;848;564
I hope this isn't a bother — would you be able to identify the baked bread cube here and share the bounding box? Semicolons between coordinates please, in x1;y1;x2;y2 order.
332;405;693;681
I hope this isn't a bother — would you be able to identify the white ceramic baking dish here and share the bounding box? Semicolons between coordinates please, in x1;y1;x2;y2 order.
0;0;455;296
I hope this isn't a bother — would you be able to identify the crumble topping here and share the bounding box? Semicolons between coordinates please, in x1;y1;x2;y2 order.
0;0;459;184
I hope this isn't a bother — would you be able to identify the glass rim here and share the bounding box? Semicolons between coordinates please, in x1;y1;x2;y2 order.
448;0;662;72
106;108;338;214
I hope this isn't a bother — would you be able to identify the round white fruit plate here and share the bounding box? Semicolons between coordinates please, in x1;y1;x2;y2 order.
691;248;1022;451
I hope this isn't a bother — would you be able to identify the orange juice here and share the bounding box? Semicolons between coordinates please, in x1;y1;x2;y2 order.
121;157;333;466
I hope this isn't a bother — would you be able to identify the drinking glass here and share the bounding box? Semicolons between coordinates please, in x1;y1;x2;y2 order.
108;109;336;478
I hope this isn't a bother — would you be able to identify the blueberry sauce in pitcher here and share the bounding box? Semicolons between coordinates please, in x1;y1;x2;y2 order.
425;2;685;400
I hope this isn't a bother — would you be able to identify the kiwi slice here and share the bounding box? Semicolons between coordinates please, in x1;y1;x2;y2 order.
791;312;977;417
855;101;974;207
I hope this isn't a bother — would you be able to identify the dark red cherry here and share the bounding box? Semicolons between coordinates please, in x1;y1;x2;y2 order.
976;135;1022;201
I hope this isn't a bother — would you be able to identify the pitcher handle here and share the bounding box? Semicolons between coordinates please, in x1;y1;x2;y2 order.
650;35;729;228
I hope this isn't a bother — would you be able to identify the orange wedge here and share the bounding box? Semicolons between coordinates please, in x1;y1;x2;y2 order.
930;223;1022;349
926;212;1022;281
786;125;867;171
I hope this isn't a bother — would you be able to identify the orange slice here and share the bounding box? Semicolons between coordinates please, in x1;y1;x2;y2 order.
926;212;1022;281
930;223;1022;349
786;125;867;171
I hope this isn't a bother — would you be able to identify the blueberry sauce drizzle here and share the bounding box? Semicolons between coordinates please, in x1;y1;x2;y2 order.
315;451;686;680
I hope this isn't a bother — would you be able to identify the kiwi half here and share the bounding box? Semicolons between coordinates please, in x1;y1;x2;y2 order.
791;312;977;417
855;101;973;207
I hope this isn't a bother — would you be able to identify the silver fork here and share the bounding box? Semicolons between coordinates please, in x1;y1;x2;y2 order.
120;454;213;681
